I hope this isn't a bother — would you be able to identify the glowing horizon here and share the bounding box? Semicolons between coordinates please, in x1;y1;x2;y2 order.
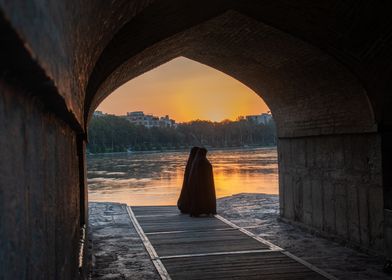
97;57;269;122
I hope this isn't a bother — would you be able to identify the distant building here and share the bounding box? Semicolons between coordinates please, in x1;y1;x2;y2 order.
126;111;176;128
159;115;176;128
245;113;273;125
93;110;105;117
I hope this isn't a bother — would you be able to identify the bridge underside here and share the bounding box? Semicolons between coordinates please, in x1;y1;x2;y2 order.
1;1;392;279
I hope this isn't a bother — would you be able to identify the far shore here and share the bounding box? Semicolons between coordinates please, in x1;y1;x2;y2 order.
87;145;277;156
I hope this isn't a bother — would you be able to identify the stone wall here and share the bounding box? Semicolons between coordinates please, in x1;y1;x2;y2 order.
279;133;384;254
0;80;82;279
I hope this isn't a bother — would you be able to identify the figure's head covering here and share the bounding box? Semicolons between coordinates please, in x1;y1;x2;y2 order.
198;147;207;158
187;146;216;216
188;147;200;163
190;146;199;156
177;146;201;213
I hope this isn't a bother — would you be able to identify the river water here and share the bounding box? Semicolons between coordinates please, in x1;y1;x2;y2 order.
87;147;278;206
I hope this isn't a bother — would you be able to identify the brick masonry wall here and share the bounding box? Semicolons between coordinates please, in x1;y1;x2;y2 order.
89;11;376;138
278;133;384;254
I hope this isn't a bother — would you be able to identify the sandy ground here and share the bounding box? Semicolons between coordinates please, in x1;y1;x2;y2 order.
89;203;160;280
218;193;389;280
89;194;390;279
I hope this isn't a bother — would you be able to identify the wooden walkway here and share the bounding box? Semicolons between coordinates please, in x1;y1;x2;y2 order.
127;206;337;280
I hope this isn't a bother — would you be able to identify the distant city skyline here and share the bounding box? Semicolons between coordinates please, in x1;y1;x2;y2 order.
94;109;271;124
97;57;270;122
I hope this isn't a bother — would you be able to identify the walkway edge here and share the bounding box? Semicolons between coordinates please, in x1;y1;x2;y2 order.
215;214;338;280
126;206;171;280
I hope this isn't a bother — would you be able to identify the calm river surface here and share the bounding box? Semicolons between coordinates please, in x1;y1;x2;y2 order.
88;147;278;206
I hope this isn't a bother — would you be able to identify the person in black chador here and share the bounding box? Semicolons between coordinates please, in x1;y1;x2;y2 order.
187;147;217;216
177;147;200;213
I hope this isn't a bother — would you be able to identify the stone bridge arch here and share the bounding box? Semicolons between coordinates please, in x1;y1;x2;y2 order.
86;10;376;138
1;1;391;279
85;6;381;254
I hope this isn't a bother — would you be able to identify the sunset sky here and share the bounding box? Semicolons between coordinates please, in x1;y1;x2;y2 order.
97;57;269;122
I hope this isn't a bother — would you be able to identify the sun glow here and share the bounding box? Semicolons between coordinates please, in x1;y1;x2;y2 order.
97;57;269;122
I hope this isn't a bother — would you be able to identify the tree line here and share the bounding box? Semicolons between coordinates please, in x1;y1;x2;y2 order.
87;114;277;153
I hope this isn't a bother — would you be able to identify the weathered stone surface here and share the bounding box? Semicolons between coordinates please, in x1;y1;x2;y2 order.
89;202;160;280
1;1;391;127
312;179;324;230
218;194;389;280
89;10;377;138
0;79;81;279
279;134;384;254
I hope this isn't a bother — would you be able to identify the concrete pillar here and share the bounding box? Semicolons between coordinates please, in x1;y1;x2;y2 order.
0;15;85;279
279;133;384;254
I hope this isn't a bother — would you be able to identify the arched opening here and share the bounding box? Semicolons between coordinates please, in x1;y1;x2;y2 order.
87;57;278;206
82;5;389;277
85;11;380;255
85;8;383;273
87;56;284;279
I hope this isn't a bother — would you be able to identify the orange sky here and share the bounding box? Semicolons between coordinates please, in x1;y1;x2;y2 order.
97;57;269;122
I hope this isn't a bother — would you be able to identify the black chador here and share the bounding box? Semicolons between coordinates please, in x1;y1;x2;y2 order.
188;148;217;216
177;147;199;213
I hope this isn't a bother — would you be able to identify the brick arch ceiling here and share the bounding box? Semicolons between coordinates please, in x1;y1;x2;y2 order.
2;0;390;132
87;10;375;138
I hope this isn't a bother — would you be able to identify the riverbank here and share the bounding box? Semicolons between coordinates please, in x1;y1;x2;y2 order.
89;193;389;280
87;145;277;156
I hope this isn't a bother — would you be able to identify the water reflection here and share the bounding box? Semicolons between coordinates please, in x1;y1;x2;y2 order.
88;147;278;205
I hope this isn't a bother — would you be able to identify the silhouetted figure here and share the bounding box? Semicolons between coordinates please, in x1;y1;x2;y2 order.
177;147;200;213
188;148;217;216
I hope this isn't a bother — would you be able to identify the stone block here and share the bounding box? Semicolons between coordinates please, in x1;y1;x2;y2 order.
335;183;348;239
302;178;313;225
311;179;324;230
358;185;370;248
283;174;294;220
293;175;304;221
322;180;336;233
368;186;384;251
346;184;360;244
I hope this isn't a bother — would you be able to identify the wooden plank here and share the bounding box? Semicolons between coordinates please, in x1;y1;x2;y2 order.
132;206;179;216
159;249;278;260
215;215;282;251
137;215;231;233
146;227;238;235
126;207;171;280
216;214;335;279
162;251;327;280
148;229;269;256
129;206;335;280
